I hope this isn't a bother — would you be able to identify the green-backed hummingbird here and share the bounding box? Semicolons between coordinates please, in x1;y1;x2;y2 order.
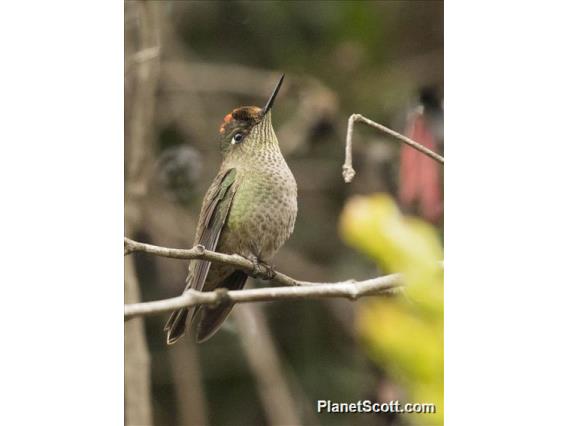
165;75;297;344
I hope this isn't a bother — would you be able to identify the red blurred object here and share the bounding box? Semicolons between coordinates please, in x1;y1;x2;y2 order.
398;108;443;223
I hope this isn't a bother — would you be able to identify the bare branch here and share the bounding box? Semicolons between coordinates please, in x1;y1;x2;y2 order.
125;237;316;287
343;113;444;183
124;274;403;320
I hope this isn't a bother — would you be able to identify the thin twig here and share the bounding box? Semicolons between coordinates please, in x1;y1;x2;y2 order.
342;113;444;183
125;237;315;287
124;274;403;320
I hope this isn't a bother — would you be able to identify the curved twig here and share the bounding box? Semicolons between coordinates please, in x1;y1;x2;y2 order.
343;113;444;183
125;237;310;287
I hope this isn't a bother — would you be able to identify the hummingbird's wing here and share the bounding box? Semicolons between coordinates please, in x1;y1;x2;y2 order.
187;167;238;292
164;168;238;344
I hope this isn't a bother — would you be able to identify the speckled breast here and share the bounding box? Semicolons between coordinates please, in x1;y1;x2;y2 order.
222;158;297;261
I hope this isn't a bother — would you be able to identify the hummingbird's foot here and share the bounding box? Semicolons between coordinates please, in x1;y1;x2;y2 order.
248;256;276;280
260;262;276;280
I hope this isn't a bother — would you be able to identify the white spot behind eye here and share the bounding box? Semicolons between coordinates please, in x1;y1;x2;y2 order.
231;133;244;145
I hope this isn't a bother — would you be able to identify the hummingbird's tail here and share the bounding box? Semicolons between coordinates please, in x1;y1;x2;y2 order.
164;270;249;344
195;270;249;343
164;307;192;345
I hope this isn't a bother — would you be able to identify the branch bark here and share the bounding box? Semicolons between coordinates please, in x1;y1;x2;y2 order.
343;113;444;183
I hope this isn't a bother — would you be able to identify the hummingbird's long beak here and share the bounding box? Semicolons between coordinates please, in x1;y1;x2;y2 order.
262;74;285;117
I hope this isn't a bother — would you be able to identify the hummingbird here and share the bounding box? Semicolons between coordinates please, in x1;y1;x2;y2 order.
165;75;297;344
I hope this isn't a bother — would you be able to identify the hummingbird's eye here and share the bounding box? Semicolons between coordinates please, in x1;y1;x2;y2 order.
231;133;244;145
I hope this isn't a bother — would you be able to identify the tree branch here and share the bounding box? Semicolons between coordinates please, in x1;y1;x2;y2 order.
124;274;402;320
342;113;444;183
125;237;319;287
124;237;404;320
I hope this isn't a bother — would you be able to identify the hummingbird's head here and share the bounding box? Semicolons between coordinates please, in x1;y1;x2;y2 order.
218;75;284;159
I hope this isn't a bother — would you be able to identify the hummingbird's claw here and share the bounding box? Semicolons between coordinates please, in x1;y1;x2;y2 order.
261;263;276;280
248;256;276;280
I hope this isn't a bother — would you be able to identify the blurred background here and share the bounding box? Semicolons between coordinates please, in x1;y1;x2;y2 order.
125;1;443;425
